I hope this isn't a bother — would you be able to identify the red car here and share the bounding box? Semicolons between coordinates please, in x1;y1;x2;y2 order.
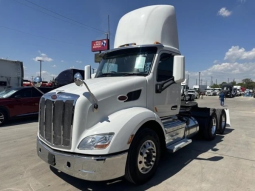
23;79;32;87
0;87;53;125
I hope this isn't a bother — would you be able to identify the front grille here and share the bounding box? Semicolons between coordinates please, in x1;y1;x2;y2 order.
39;97;75;149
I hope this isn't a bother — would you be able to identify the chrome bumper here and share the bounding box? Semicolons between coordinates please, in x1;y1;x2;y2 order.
37;138;128;181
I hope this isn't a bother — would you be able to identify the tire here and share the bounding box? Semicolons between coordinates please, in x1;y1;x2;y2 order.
217;110;226;134
125;128;160;184
0;109;7;126
203;112;218;141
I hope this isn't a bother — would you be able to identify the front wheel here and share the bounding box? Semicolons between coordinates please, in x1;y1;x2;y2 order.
0;110;7;126
125;128;160;184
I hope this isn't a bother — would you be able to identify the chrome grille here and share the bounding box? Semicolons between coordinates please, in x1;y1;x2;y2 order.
39;93;78;149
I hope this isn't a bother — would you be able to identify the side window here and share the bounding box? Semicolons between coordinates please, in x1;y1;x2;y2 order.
157;53;174;82
13;89;32;98
31;88;43;97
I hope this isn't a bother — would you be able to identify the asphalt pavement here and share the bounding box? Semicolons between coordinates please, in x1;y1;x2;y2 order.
0;96;255;191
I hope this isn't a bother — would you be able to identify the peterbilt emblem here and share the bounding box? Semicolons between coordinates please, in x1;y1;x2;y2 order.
51;94;57;99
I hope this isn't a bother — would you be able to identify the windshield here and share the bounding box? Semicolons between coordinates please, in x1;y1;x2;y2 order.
0;88;19;98
95;47;157;77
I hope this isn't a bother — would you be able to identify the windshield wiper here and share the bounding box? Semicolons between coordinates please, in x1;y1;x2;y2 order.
97;72;119;77
122;72;147;76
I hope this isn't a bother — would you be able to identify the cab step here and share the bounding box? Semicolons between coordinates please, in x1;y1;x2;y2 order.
166;138;192;153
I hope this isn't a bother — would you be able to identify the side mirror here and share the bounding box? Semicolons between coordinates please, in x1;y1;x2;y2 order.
33;76;42;87
74;72;84;86
173;55;185;83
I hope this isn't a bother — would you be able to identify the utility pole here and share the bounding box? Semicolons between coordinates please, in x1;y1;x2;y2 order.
201;79;203;85
228;78;229;83
187;74;189;87
105;15;110;49
37;59;43;78
199;72;201;90
216;79;217;85
196;79;197;85
211;76;213;86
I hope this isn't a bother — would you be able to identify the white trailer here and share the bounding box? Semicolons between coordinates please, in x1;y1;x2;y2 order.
0;59;24;92
37;5;230;184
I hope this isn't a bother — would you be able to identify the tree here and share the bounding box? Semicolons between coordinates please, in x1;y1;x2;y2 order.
231;80;236;85
211;84;220;88
241;78;254;89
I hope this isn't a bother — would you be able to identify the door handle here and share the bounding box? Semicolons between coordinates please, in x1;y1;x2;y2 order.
171;105;178;110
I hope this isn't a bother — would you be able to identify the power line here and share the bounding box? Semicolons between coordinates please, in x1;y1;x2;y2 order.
13;0;105;33
0;25;84;46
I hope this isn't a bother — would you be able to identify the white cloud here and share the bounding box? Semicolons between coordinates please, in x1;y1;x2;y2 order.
238;0;246;3
217;7;232;17
33;51;53;62
35;71;57;81
187;46;255;87
224;46;255;62
52;65;56;68
70;66;74;69
76;60;82;64
61;60;64;63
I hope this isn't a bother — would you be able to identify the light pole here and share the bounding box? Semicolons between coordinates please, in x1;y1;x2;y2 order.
198;72;201;91
37;59;43;78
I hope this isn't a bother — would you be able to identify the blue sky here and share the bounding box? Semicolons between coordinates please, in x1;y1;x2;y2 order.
0;0;254;87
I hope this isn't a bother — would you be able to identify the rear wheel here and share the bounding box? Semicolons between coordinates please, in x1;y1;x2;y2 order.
125;128;160;184
0;110;7;126
217;110;226;134
203;112;218;141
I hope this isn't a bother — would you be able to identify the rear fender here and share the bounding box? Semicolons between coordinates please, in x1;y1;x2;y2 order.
74;107;165;155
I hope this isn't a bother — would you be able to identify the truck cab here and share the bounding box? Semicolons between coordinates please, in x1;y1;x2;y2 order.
37;5;229;184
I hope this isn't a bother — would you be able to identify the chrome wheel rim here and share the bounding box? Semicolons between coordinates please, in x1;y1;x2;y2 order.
211;117;217;135
137;140;156;174
0;113;4;124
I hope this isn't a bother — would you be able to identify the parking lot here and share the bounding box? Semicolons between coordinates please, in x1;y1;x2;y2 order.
0;96;255;191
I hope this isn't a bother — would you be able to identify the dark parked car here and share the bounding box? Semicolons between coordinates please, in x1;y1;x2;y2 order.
0;87;54;125
54;69;85;87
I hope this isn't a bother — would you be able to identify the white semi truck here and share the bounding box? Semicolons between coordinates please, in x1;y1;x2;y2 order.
37;5;230;184
0;59;24;92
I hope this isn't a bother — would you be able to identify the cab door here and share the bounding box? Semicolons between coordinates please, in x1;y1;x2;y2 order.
153;52;181;117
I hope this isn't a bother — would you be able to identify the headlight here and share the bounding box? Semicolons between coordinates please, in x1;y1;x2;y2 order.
78;133;114;150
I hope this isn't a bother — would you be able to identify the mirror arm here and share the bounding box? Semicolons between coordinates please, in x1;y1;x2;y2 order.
77;79;98;110
32;84;44;95
156;77;175;93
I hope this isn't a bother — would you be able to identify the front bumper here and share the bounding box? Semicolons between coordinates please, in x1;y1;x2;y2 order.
37;138;128;181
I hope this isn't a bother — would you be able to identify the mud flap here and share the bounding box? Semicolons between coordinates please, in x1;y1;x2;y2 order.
224;108;231;127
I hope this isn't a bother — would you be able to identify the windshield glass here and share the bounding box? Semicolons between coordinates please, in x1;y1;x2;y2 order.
0;88;19;98
95;47;157;77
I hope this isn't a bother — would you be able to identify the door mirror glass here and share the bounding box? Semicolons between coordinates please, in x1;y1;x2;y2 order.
74;72;83;86
33;76;42;87
173;55;185;83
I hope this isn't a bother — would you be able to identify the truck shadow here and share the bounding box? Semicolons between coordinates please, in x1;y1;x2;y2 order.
50;128;234;191
0;115;38;128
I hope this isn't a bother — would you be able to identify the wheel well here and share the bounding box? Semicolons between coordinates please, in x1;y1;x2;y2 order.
140;120;166;154
0;107;9;119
